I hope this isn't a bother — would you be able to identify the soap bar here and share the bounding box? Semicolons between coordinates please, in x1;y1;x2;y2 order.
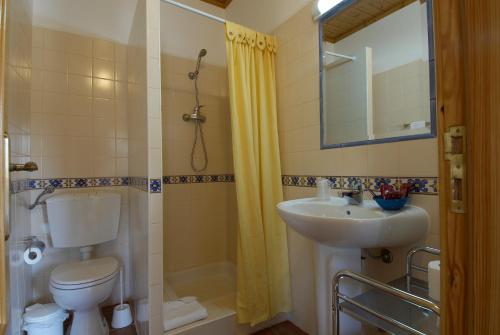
428;260;440;302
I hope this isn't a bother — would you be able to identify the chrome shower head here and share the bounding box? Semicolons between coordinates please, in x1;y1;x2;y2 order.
189;49;208;80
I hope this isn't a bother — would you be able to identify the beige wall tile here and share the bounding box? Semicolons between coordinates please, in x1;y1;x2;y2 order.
31;26;129;179
399;138;438;176
69;115;93;137
69;54;92;76
93;78;115;98
32;26;44;48
114;43;127;63
67;34;93;57
69;95;92;116
93;58;115;80
44;29;68;52
366;142;400;176
69;74;92;96
43;71;68;93
93;114;116;138
43;49;68;73
42;92;68;114
93;98;114;117
32;69;43;89
42;114;68;136
93;39;115;61
115;62;127;82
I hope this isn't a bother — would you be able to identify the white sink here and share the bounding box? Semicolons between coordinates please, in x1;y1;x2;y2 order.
277;197;429;248
278;196;430;335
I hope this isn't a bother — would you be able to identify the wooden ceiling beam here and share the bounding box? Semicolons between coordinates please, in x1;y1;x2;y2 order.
199;0;232;9
323;0;418;44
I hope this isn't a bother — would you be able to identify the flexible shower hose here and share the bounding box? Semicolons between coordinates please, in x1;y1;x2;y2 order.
190;119;208;172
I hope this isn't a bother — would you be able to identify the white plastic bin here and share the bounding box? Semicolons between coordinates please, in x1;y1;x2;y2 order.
22;303;68;335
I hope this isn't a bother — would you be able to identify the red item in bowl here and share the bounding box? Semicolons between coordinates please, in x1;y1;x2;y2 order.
399;183;412;198
379;183;413;200
380;184;400;200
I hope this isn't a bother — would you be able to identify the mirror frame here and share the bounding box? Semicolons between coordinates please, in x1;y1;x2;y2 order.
318;0;437;149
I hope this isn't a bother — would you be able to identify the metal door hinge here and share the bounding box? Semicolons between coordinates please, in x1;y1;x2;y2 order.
444;126;466;213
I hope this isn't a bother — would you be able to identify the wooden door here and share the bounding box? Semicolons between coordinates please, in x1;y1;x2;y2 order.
435;0;500;334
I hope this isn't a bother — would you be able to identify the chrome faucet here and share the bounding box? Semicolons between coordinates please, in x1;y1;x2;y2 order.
341;179;363;205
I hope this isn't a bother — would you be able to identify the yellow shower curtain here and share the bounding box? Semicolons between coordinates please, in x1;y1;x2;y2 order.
225;22;292;326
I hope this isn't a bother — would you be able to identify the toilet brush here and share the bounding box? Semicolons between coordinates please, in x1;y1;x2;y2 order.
111;268;133;328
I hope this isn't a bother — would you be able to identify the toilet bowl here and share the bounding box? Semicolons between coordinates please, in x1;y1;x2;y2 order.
45;191;122;334
49;257;119;335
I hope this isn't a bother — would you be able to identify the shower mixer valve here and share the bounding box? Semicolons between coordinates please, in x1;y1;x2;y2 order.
183;105;206;123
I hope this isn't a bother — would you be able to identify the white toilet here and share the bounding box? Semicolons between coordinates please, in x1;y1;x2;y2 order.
46;191;122;335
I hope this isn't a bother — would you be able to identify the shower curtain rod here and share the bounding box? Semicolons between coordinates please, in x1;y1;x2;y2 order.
324;51;355;61
161;0;226;24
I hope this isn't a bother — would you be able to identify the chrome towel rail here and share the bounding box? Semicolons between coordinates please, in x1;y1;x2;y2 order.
333;270;440;335
406;246;441;291
332;246;441;335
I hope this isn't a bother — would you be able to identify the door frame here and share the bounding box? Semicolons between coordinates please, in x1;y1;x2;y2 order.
435;0;500;333
0;0;7;332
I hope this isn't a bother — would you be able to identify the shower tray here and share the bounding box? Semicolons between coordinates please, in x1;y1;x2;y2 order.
333;247;441;335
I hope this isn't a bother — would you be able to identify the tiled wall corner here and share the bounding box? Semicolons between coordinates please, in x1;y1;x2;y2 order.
5;0;33;334
146;0;163;333
127;0;150;334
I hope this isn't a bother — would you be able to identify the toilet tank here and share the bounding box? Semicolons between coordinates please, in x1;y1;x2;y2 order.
46;191;121;248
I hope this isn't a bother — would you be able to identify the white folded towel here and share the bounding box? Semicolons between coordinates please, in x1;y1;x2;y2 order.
163;297;208;331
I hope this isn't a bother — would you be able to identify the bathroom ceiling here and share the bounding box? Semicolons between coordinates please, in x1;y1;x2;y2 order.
323;0;420;43
33;0;138;45
199;0;232;8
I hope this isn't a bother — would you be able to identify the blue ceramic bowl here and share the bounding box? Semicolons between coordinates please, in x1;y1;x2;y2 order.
374;196;408;211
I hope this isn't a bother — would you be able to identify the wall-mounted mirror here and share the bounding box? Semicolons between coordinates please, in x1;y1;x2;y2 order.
319;0;436;148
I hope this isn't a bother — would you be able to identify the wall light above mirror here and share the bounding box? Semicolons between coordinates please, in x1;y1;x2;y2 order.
318;0;436;149
313;0;349;19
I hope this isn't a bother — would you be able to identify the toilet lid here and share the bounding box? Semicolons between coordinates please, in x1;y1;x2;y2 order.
50;257;119;286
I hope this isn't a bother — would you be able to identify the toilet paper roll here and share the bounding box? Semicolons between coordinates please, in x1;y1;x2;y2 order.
23;241;45;265
428;260;440;302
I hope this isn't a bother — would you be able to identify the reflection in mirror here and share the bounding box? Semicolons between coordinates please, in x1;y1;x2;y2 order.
320;0;435;148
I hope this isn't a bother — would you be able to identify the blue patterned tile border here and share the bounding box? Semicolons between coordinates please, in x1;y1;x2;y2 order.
282;175;438;195
150;179;162;193
129;177;148;192
26;177;130;192
10;179;30;194
11;174;438;196
163;174;235;184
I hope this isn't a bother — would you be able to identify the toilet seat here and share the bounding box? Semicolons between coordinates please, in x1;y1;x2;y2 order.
50;256;119;290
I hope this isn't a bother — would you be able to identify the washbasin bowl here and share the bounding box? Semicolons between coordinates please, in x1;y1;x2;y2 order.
277;197;429;248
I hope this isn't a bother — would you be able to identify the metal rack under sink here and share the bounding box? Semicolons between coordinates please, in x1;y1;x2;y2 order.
333;247;441;335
